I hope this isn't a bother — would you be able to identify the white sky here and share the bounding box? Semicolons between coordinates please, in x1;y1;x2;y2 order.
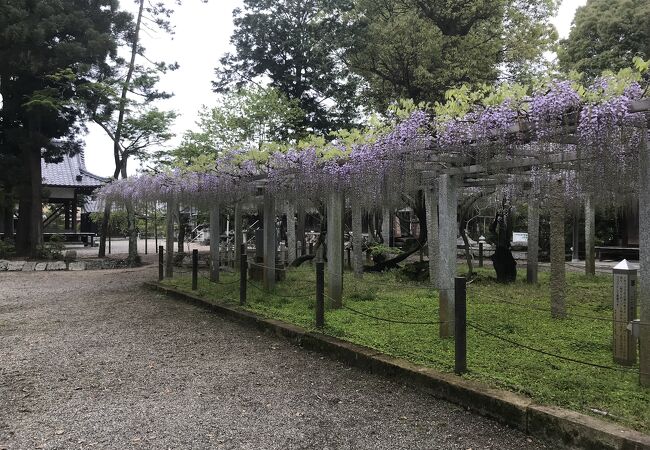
83;0;587;177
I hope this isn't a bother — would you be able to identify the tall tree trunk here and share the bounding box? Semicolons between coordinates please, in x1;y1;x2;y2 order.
126;203;139;265
15;128;43;258
99;0;144;258
98;203;111;257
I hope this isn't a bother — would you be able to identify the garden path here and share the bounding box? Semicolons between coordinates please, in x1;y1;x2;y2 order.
0;267;546;449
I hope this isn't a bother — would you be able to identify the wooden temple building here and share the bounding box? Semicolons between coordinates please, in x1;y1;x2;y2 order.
0;151;108;245
41;151;108;244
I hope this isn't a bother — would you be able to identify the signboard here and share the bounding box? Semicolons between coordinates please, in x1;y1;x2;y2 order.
512;232;528;245
613;260;637;366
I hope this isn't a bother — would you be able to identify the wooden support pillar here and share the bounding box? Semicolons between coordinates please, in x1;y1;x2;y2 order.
165;200;175;278
638;136;650;386
425;182;439;287
64;201;71;230
382;206;391;246
210;205;220;282
263;192;276;291
527;191;540;284
572;203;580;262
234;202;243;264
351;198;363;279
438;174;458;337
285;201;296;265
296;206;306;256
585;195;596;277
72;194;78;232
327;191;344;308
550;177;566;318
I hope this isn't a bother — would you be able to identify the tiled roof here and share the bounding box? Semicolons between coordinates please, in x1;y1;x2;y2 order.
41;151;109;188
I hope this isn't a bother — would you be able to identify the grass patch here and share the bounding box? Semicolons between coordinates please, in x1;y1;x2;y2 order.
162;265;649;433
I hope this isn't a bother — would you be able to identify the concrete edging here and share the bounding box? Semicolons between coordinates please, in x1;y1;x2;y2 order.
145;281;650;450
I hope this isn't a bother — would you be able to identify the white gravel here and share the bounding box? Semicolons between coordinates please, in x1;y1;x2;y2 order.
0;266;547;449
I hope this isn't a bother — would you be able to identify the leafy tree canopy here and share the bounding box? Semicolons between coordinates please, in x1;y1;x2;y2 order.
347;0;559;109
163;86;304;170
559;0;650;79
214;0;362;135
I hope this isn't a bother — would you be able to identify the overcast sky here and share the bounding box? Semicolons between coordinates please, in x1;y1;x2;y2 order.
83;0;587;177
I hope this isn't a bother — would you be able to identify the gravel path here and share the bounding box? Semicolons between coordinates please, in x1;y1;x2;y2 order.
0;267;547;449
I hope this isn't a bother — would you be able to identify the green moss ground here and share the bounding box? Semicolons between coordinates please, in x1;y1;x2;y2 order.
162;265;649;432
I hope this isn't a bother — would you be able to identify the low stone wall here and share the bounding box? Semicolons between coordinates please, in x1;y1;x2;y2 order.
0;258;131;272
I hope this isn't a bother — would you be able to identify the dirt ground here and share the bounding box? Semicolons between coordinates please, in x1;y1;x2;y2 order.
0;266;547;449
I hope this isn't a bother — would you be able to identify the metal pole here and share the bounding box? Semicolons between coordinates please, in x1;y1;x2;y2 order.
316;260;325;328
240;243;247;306
454;276;467;375
158;246;164;281
192;249;198;291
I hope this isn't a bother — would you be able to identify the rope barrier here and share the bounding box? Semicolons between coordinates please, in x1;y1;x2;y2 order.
247;280;313;299
467;322;646;375
471;294;643;326
248;261;291;272
342;304;447;326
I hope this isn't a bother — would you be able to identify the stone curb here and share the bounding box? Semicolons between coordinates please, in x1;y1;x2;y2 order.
145;281;650;450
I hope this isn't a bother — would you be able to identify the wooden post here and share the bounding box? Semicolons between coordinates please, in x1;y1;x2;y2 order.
285;201;296;265
316;257;325;328
209;205;220;282
154;202;158;253
438;174;458;337
234;202;243;265
572;203;580;262
165;200;174;278
550;177;566;318
263;192;276;291
382;206;391;246
191;249;198;291
240;243;247;306
425;183;439;287
478;242;484;268
454;277;467;375
72;194;78;232
144;202;148;255
585;195;596;277
296;206;306;256
327;191;344;308
527;191;540;284
638;135;650;386
158;246;164;281
352;201;364;279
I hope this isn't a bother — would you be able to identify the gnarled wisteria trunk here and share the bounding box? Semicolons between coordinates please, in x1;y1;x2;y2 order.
550;177;566;319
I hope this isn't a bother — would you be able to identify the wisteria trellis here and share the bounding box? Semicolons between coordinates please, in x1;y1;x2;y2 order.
98;74;648;208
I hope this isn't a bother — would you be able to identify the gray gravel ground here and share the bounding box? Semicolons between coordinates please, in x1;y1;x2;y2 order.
0;266;548;449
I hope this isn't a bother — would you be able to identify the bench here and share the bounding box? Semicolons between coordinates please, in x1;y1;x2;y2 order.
594;246;639;261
